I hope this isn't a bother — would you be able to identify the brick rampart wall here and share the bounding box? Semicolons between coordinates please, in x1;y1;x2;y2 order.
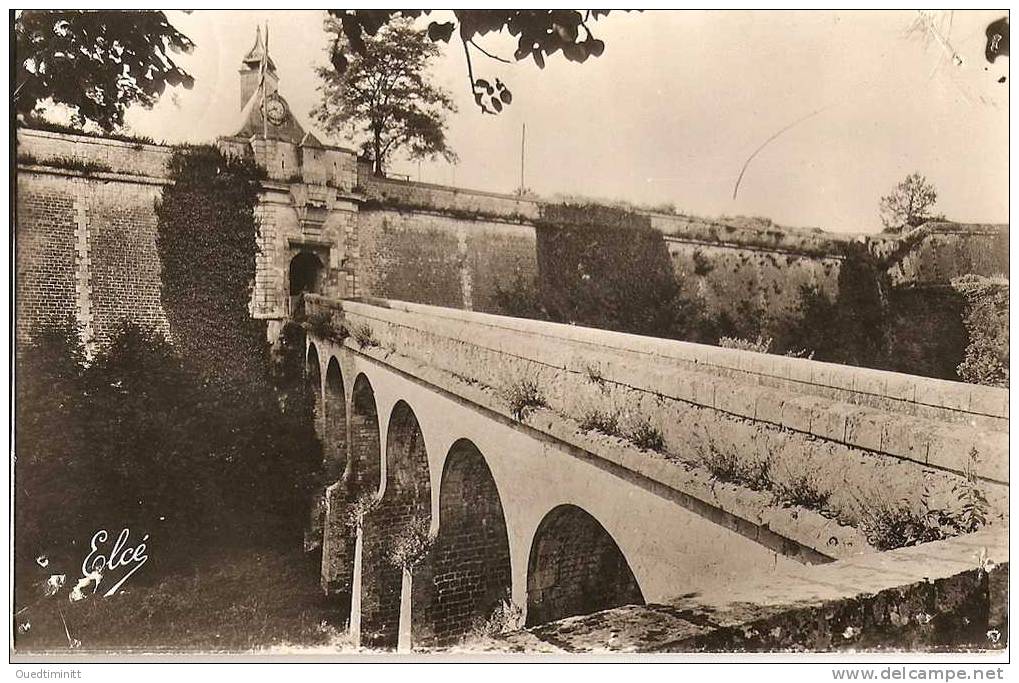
15;166;169;348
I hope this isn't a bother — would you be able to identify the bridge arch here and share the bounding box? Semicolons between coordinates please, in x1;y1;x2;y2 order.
429;439;513;645
361;400;433;649
525;504;645;626
306;342;323;435
349;373;381;495
324;356;346;480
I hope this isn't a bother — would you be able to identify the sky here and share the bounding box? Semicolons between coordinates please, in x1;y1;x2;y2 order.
117;10;1009;234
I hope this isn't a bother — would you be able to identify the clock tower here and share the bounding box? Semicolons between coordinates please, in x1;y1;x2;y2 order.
232;25;307;145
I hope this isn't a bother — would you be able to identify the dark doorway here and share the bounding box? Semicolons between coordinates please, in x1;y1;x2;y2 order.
289;251;325;315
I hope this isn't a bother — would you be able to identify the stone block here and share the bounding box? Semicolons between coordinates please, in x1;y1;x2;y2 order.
850;368;887;397
714;384;758;419
810;405;848;442
882;375;916;403
754;393;785;425
968;385;1008;419
780;397;814;433
843;409;884;452
925;427;974;475
880;418;929;465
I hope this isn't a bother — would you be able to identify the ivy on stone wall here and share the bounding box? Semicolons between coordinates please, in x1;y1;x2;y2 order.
155;145;268;393
150;144;320;542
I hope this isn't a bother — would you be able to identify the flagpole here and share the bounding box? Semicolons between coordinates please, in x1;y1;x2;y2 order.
261;22;268;142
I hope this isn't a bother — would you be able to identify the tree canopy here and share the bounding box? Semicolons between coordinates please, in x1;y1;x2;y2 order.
879;172;941;231
14;10;194;132
312;18;457;176
324;10;628;115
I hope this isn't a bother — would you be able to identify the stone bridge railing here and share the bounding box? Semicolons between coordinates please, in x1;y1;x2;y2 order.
306;295;1007;486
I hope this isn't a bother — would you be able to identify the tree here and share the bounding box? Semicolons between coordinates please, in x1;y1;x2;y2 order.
879;172;941;231
313;18;457;177
324;10;629;115
14;10;194;132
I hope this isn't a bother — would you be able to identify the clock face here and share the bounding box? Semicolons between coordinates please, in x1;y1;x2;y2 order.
264;95;287;126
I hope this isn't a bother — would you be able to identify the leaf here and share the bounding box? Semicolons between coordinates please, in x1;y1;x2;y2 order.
532;49;545;69
426;21;455;43
499;88;512;104
491;97;502;112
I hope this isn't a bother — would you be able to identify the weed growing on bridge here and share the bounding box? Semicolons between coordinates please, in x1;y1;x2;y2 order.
957;448;990;533
352;323;380;349
698;437;771;490
345;490;381;529
855;493;950;551
579;408;620;435
851;450;990;550
387;517;435;570
504;377;546;421
581;362;606;387
306;311;348;344
772;465;832;510
464;596;523;642
579;407;665;453
625;417;665;452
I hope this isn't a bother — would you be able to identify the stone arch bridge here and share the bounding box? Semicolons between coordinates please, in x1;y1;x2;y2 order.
300;295;1008;651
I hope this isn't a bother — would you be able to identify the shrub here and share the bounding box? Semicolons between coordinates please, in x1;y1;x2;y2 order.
464;596;523;641
352;323;380;349
719;335;773;354
345;490;381;529
15;319;323;583
534;203;708;342
386;516;434;570
952;275;1008;387
306;311;348;344
504;377;545;421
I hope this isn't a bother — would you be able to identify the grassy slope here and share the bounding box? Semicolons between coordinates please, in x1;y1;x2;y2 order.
14;544;352;654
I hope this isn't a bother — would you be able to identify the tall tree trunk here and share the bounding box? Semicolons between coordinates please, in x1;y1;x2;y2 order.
373;131;384;177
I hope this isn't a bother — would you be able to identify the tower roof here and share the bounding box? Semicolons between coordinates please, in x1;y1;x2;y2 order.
234;89;306;142
241;25;277;72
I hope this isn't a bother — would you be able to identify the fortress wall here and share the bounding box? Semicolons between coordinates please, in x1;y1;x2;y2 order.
665;237;842;328
15;128;1008;384
16;128;172;179
15;165;169;349
358;168;541;221
887;223;1009;288
355;209;538;313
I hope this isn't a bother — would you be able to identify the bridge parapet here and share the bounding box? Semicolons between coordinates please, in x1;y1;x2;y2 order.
306;295;1006;484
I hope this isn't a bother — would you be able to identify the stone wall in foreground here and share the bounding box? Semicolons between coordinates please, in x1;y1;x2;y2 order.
493;526;1008;653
